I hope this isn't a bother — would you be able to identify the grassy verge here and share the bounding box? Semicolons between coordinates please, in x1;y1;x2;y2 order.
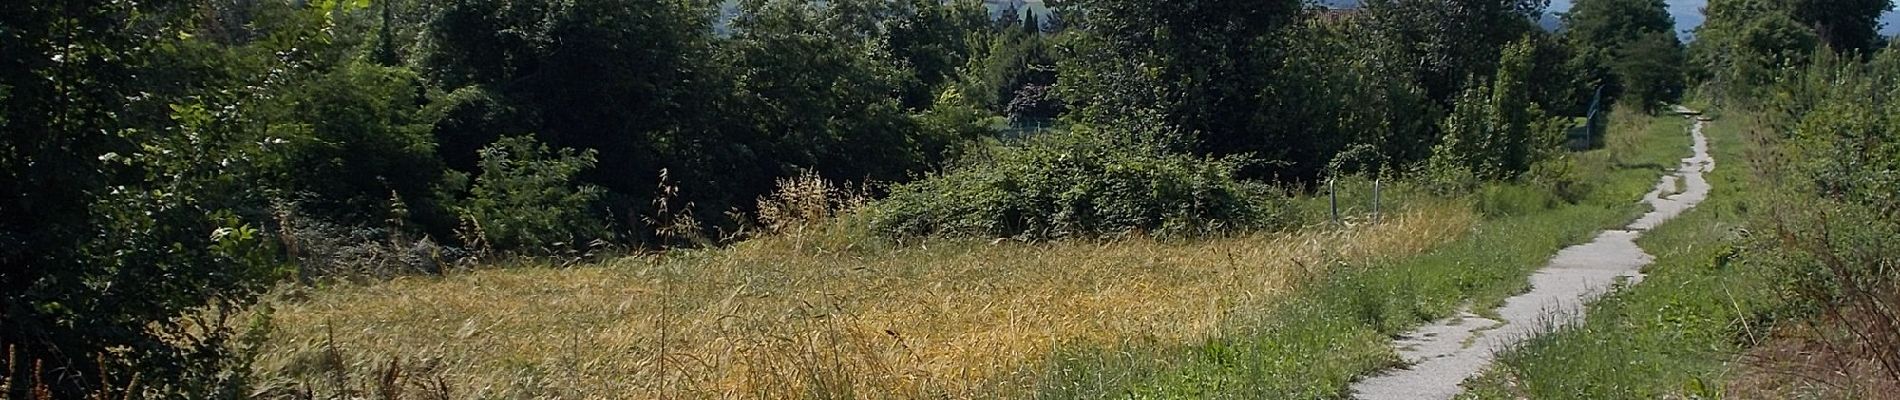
1015;113;1691;398
1460;112;1782;399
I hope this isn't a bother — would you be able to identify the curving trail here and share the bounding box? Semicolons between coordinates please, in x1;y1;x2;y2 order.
1350;109;1715;400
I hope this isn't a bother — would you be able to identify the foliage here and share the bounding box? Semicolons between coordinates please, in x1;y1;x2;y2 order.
1055;0;1570;182
1561;0;1681;109
1791;0;1894;55
1005;83;1064;123
1748;50;1900;385
725;0;934;184
1691;0;1819;101
869;127;1283;239
1;0;284;396
1359;0;1551;104
417;0;992;242
424;0;735;230
459;136;611;253
915;87;998;162
884;0;993;110
258;62;449;230
1056;0;1307;177
1609;31;1687;111
960;24;1057;113
1428;37;1568;184
1295;18;1446;176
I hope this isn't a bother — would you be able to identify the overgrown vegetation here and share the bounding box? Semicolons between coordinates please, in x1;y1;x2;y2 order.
3;0;1716;396
1462;0;1900;396
1463;112;1770;400
458;135;611;254
1021;106;1688;399
870;128;1281;240
1740;47;1900;394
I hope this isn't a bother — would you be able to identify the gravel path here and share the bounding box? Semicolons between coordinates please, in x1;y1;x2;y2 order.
1350;110;1715;400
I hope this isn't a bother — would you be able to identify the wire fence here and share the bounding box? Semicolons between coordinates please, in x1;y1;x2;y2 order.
1572;84;1608;150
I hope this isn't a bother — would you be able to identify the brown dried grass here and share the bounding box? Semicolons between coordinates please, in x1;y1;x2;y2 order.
253;200;1474;399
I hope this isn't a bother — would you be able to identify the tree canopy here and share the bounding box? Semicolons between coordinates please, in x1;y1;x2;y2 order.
1562;0;1682;109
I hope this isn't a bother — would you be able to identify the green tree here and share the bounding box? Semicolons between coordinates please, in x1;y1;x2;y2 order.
259;62;449;230
1561;0;1675;107
1360;0;1550;104
1692;0;1820;100
727;0;931;182
425;0;758;237
2;0;282;396
1057;0;1307;175
961;26;1057;113
1610;31;1687;111
1430;37;1564;180
1563;0;1674;46
1024;9;1042;33
1793;0;1894;55
1293;16;1445;175
885;0;991;110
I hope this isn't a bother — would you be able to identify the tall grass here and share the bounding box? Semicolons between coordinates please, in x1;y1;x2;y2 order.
249;195;1471;399
1019;203;1639;399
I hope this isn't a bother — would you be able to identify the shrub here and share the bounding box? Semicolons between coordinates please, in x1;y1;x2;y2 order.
868;127;1285;240
1751;55;1900;384
260;62;449;232
458;136;612;253
1426;37;1567;185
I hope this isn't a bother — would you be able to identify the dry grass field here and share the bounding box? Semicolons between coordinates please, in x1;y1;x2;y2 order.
250;198;1474;399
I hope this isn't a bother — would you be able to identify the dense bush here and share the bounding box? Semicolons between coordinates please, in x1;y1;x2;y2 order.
869;127;1284;239
458;136;612;253
2;1;285;396
1428;37;1568;184
259;62;449;230
1745;49;1900;383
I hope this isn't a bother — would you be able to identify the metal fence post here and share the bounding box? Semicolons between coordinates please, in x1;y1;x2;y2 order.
1329;178;1339;225
1372;178;1382;224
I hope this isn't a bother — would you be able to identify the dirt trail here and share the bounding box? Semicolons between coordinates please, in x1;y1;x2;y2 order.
1350;110;1714;400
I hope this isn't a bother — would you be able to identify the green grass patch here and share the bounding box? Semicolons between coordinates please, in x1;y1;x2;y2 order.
1011;112;1693;398
1461;114;1782;399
